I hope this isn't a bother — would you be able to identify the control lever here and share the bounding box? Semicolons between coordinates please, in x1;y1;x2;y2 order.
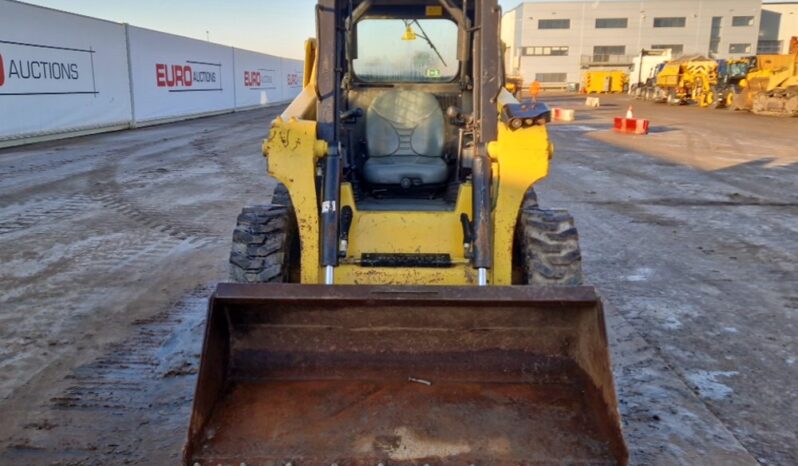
339;206;354;257
339;108;363;122
460;213;473;258
446;106;473;127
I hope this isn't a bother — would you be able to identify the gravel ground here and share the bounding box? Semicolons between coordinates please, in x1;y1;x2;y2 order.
0;96;795;465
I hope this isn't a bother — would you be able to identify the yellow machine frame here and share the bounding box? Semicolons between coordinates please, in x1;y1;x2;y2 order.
746;51;798;94
656;58;718;106
263;40;553;286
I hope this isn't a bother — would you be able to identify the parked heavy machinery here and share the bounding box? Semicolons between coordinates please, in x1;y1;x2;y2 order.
635;61;667;101
183;1;627;465
728;38;798;113
744;41;798;116
653;55;718;106
630;48;672;94
582;70;628;94
712;56;756;109
727;52;796;111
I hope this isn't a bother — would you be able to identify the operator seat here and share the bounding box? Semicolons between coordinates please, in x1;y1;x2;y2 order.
363;90;448;188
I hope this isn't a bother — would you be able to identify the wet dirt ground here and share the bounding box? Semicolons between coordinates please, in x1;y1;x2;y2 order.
1;96;796;465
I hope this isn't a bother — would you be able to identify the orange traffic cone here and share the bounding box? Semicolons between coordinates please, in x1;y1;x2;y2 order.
626;105;634;119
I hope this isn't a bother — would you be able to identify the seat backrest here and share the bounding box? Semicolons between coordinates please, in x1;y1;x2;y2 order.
366;90;444;158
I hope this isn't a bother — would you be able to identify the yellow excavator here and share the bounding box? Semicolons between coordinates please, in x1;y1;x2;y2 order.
184;1;627;465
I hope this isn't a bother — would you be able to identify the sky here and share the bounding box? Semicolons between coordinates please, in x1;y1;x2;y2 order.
19;0;785;60
19;0;528;59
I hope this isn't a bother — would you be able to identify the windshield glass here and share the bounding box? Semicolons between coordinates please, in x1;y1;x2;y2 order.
353;19;459;82
729;63;749;78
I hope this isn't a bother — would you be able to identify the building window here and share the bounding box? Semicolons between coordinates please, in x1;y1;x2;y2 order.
729;43;752;54
595;18;628;29
757;40;782;54
591;46;626;64
523;46;569;56
535;72;567;83
653;17;686;28
651;44;684;54
732;16;754;27
538;19;570;30
593;46;626;55
709;16;722;55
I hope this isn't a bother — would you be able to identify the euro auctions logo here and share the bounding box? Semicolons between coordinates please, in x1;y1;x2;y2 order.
244;70;262;87
155;60;222;92
286;72;300;88
243;69;276;90
0;39;97;96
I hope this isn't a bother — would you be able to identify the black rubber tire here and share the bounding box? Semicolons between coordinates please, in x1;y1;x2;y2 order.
271;182;291;207
229;203;299;283
709;92;722;109
666;90;679;105
516;207;584;286
522;186;539;210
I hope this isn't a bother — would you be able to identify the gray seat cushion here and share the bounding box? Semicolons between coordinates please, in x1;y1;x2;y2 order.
363;156;449;186
364;90;448;185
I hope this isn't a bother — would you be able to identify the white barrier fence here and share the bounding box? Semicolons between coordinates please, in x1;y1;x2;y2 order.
0;1;132;141
128;26;238;124
234;48;284;109
0;0;303;146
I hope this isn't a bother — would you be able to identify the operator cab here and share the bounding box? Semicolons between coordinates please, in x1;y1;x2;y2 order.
342;5;472;208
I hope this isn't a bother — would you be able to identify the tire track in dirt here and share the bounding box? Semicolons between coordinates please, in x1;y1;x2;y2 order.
0;194;96;235
0;153;103;180
90;192;223;247
0;107;287;466
1;287;209;466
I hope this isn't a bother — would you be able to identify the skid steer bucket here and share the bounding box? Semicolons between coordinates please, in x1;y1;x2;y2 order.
184;284;628;465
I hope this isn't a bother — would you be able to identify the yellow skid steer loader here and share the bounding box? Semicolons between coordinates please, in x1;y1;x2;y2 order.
184;1;628;465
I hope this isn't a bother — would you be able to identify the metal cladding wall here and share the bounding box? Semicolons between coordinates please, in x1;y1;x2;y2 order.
0;0;304;146
127;26;236;124
0;1;132;142
234;48;284;109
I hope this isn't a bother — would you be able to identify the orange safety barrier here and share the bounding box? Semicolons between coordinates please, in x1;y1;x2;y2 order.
613;117;650;135
552;107;575;121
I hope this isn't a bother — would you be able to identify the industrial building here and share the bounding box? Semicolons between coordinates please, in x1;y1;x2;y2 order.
502;0;764;86
759;1;798;53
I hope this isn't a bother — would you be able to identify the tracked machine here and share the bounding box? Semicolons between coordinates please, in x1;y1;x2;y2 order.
184;1;627;465
745;41;798;116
